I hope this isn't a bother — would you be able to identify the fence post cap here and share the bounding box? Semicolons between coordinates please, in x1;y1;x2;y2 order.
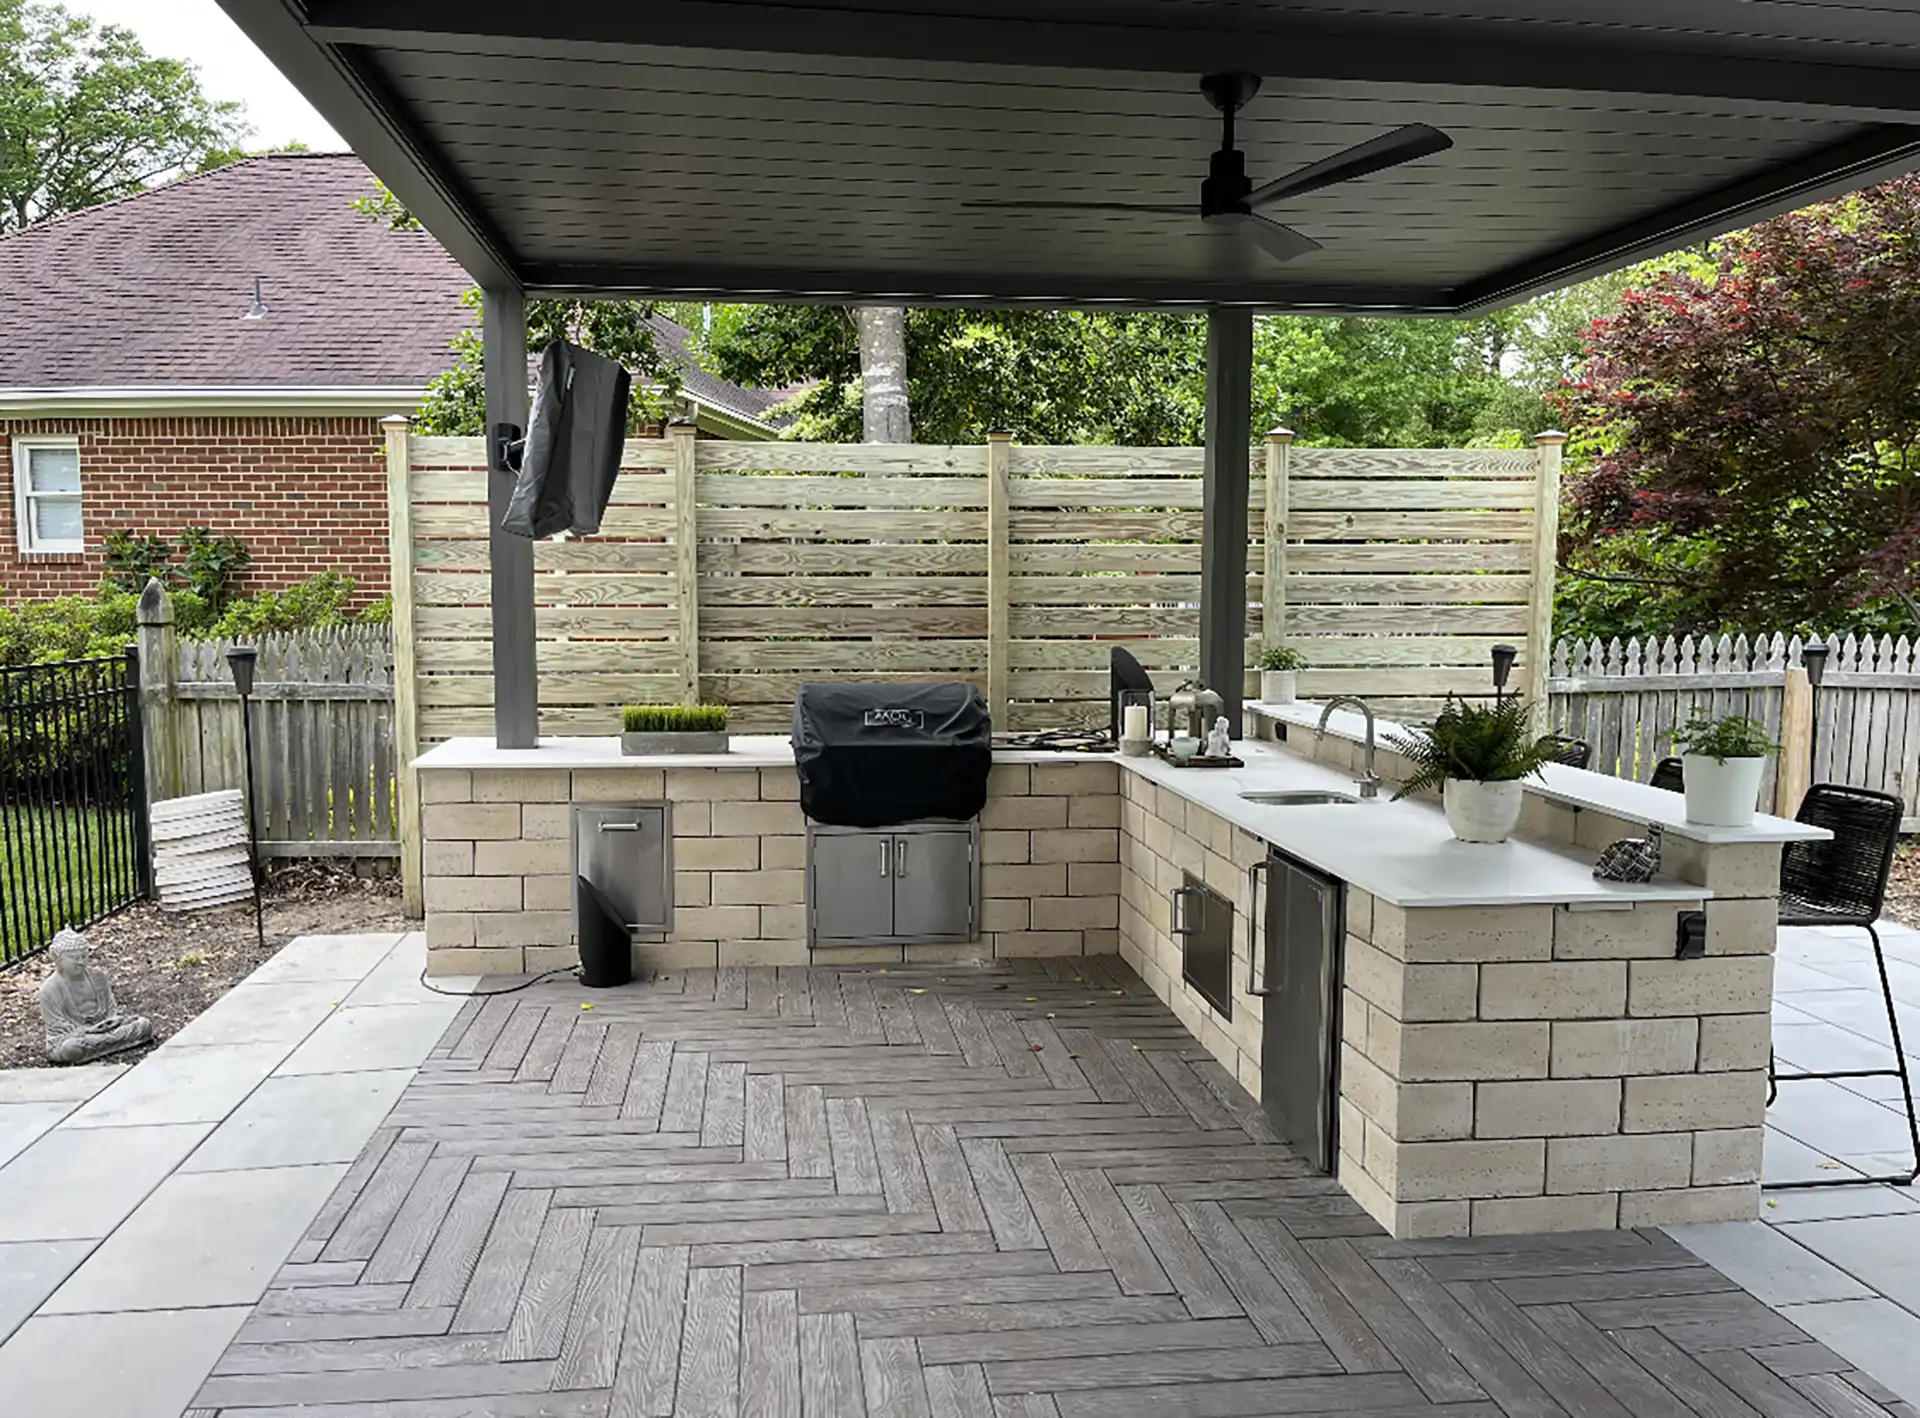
1534;429;1569;445
1266;427;1296;443
379;414;412;428
986;427;1015;440
135;578;174;625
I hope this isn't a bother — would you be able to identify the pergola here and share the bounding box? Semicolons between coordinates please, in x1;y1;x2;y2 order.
218;1;1920;745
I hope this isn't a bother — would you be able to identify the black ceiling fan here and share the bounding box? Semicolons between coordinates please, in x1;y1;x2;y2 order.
969;72;1451;267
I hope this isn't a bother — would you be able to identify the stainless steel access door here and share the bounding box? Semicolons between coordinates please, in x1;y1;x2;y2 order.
571;804;671;938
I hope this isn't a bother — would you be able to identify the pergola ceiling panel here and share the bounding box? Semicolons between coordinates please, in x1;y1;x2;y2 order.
218;1;1920;311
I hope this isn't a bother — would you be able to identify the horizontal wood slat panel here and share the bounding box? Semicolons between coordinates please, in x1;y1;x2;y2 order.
697;575;984;607
407;436;676;471
1010;546;1200;574
1010;575;1202;605
414;539;683;573
1288;480;1535;511
418;639;678;672
1286;544;1533;572
703;607;984;637
695;442;983;474
410;471;673;504
415;571;679;605
699;640;986;672
1006;446;1211;477
418;673;681;707
1285;635;1519;666
1009;608;1204;638
696;474;987;507
1008;638;1207;670
416;606;679;638
1008;479;1208;509
702;543;987;574
1289;573;1532;604
699;671;989;704
701;509;984;540
1290;511;1535;539
1290;448;1537;478
1285;604;1530;635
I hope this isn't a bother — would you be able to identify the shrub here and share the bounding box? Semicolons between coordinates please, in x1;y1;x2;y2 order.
178;526;251;607
100;531;173;594
622;704;729;733
1388;697;1555;796
209;572;357;637
357;594;394;626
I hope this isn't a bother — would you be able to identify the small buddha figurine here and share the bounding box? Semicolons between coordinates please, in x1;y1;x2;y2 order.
39;929;153;1065
1205;716;1232;760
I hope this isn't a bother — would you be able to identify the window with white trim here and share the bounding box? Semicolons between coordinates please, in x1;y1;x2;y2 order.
12;437;84;554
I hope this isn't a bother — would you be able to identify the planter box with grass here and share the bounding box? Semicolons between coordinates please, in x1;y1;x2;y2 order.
620;704;730;756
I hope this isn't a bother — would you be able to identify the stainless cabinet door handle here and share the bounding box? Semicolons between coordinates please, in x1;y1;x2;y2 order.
1171;886;1200;935
879;840;890;878
1247;860;1276;996
895;838;908;877
598;822;643;832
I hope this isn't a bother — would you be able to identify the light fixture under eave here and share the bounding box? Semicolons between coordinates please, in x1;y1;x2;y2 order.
244;277;268;319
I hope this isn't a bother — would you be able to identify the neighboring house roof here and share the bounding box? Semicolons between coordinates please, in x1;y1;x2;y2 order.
0;153;782;432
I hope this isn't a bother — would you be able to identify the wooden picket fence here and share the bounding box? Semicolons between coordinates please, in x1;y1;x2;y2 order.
136;590;398;858
389;423;1561;743
1547;632;1920;830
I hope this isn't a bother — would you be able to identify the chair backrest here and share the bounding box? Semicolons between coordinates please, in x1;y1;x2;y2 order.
1781;783;1903;920
1649;757;1685;793
1542;735;1592;769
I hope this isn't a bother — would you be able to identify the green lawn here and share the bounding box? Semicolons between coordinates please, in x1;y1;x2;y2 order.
1;804;140;966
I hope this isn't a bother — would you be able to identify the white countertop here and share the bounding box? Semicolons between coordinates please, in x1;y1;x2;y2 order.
1250;701;1828;846
414;735;1114;771
1120;739;1711;909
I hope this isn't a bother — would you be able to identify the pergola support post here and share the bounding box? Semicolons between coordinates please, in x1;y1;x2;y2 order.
1200;306;1254;737
484;286;537;749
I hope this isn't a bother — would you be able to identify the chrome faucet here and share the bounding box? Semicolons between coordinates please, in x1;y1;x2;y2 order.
1316;696;1382;799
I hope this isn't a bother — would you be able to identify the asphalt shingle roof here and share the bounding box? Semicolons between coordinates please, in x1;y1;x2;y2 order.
0;153;787;425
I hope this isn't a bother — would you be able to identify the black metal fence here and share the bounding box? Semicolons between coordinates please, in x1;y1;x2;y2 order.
0;651;149;968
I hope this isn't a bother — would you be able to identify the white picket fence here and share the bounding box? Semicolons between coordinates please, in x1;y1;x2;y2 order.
1547;632;1920;829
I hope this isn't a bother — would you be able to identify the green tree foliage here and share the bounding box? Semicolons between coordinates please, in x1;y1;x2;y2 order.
355;185;681;435
701;305;1524;447
1560;178;1920;634
0;0;248;231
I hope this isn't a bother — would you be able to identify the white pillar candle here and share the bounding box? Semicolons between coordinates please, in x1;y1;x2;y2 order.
1122;704;1149;742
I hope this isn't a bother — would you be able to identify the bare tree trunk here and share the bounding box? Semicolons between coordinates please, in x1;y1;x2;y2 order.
856;306;911;443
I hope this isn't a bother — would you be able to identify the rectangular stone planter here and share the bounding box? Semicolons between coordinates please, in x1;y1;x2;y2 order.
621;731;730;756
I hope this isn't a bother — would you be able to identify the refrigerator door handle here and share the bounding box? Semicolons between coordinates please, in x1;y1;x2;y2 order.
1247;859;1277;996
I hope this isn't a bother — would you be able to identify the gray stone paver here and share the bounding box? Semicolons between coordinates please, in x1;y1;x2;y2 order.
186;956;1916;1417
0;1100;75;1167
0;1307;252;1418
40;1163;350;1313
0;931;469;1416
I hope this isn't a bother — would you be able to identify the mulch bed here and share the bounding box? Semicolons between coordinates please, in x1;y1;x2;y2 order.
1884;842;1920;933
0;864;408;1070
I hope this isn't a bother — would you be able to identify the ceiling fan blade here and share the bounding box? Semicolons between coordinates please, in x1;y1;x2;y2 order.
1247;124;1452;207
965;199;1192;214
1201;212;1320;266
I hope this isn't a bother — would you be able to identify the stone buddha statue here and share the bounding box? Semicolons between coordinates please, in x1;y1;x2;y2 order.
39;929;153;1065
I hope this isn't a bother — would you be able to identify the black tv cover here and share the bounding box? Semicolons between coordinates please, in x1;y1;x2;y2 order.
792;683;992;828
501;340;632;539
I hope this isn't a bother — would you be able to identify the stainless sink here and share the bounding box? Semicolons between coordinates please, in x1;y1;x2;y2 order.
1239;789;1363;806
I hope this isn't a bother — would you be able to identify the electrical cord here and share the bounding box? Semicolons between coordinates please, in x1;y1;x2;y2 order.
415;965;580;997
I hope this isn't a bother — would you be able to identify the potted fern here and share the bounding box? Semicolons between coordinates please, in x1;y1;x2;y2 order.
1671;710;1777;827
621;703;730;756
1388;697;1555;843
1257;645;1308;704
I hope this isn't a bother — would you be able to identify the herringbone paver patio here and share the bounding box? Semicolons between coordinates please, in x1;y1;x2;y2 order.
189;956;1915;1417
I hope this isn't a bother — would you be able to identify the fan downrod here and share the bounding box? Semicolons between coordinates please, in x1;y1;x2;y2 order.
1198;72;1261;219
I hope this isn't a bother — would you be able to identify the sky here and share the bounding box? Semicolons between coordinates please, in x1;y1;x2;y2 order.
72;0;345;151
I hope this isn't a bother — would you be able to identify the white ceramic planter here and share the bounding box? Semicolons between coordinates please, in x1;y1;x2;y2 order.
1443;778;1525;843
1681;753;1766;827
621;731;730;756
1259;670;1298;705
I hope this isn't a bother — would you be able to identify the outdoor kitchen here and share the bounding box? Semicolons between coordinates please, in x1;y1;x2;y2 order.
412;668;1820;1241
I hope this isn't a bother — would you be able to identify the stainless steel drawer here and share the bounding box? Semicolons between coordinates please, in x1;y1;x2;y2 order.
572;804;671;937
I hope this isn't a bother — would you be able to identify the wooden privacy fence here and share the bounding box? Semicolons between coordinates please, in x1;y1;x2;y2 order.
135;585;399;859
388;422;1560;743
1546;632;1920;830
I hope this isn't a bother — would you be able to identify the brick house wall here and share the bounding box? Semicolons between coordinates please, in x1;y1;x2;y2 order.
1;415;392;604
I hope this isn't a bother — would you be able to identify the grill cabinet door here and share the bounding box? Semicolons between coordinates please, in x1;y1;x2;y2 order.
809;829;896;944
889;827;974;942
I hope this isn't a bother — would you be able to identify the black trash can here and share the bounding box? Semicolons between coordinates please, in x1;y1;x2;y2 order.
575;875;634;988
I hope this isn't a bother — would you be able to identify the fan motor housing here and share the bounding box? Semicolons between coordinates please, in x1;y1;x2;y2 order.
1202;147;1252;218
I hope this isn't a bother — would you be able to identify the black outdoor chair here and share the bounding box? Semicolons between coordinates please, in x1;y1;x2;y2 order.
1767;782;1919;1187
1542;735;1592;769
1649;757;1685;793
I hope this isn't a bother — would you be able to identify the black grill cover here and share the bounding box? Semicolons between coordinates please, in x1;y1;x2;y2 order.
793;683;992;828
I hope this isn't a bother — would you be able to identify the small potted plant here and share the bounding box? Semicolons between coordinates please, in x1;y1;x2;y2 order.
1257;645;1308;704
620;703;730;756
1389;697;1554;843
1671;710;1777;827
